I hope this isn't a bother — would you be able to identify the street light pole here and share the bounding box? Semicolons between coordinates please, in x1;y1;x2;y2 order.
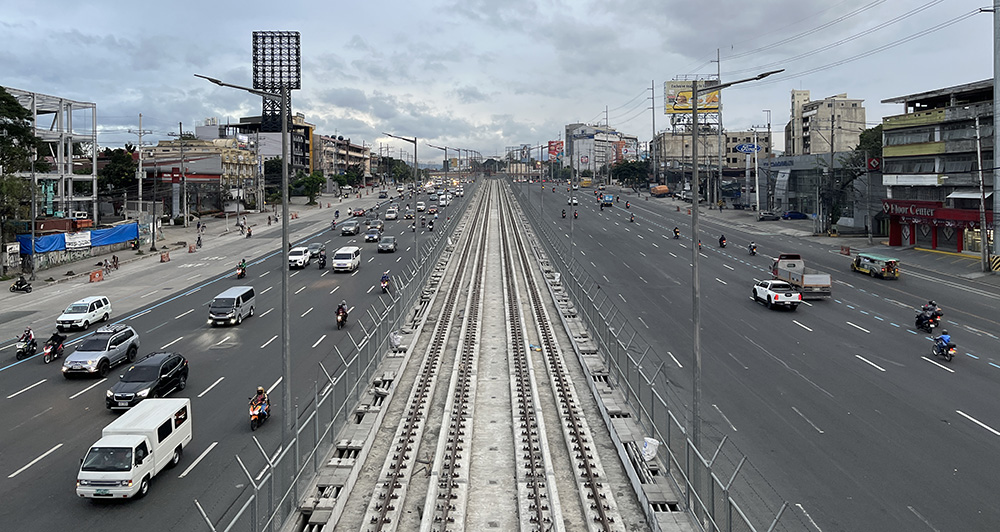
687;69;782;453
196;74;293;447
385;133;419;271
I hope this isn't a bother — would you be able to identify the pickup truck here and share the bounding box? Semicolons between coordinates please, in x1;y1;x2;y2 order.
770;253;832;299
752;280;802;310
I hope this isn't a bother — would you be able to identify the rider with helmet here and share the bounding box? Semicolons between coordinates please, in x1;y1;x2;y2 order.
251;386;270;419
934;329;952;354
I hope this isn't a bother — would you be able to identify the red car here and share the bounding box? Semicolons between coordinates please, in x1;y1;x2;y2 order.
352;208;366;217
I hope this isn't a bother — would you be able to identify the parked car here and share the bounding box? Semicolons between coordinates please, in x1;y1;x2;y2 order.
781;211;809;220
340;220;361;235
62;324;140;378
757;211;781;221
107;352;189;410
378;236;397;253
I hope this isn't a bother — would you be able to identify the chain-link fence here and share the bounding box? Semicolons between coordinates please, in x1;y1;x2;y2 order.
511;183;808;532
194;213;461;532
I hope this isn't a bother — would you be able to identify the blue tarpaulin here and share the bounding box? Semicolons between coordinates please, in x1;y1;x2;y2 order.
17;223;138;255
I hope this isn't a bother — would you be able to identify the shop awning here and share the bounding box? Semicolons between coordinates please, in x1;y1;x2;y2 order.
946;190;993;199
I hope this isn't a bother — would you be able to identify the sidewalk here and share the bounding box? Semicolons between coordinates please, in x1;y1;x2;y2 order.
611;185;1000;288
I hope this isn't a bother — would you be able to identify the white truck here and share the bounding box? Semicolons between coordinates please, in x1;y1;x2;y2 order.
76;398;192;499
770;253;832;299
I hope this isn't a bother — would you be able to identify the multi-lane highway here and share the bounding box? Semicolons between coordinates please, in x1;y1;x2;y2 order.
516;182;1000;531
0;184;475;531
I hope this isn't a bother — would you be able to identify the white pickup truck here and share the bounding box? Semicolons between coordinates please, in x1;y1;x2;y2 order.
752;280;802;310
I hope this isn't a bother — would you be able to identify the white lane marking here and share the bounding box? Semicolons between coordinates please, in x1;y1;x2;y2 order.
330;286;340;294
290;271;299;278
715;278;727;285
637;316;649;329
956;410;1000;436
259;308;274;317
215;336;230;346
922;357;956;373
8;443;63;478
261;286;273;294
312;335;327;348
140;290;159;299
259;271;270;277
591;261;597;267
396;257;402;262
175;309;194;319
261;335;278;349
294;286;306;295
161;337;183;350
667;351;683;368
618;293;627;303
198;377;225;398
178;441;218;478
669;252;677;258
132;309;152;318
186;273;201;280
792;406;825;434
639;251;647;257
7;379;47;399
366;285;374;294
321;270;329;277
637;234;644;239
639;276;648;284
69;378;108;399
580;250;587;256
713;404;737;432
301;307;313;318
793;320;812;332
367;257;375;262
268;377;282;394
797;504;824;532
855;354;886;372
906;506;939;532
846;322;870;334
724;264;734;271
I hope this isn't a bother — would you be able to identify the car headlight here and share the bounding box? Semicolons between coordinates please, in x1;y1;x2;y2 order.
121;480;132;487
87;360;98;367
136;388;151;398
78;479;90;486
106;390;113;397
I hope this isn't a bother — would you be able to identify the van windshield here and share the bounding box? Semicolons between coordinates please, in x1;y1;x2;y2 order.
82;447;133;472
334;253;352;260
65;304;89;314
210;298;235;310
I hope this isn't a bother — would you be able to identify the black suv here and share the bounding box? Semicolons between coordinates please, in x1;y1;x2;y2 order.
106;352;189;410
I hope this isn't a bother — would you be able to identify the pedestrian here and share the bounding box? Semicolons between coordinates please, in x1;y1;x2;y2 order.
267;215;272;226
246;226;252;238
112;255;119;270
196;221;201;232
103;259;111;273
242;216;247;227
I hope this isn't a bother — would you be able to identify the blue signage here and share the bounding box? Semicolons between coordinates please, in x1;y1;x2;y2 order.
735;143;762;154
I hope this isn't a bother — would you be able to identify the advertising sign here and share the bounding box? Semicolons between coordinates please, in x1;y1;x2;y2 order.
735;143;762;154
65;231;92;250
548;141;564;162
520;144;531;163
664;80;721;114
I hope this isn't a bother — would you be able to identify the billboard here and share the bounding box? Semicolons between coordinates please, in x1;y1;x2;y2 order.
520;144;532;163
664;81;721;114
547;141;564;162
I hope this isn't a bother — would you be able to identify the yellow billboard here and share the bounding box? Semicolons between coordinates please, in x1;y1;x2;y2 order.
664;81;721;114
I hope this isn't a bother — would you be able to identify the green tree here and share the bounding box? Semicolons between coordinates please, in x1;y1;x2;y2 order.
825;125;883;229
98;145;137;192
344;164;365;186
0;86;47;272
611;159;650;188
294;170;326;205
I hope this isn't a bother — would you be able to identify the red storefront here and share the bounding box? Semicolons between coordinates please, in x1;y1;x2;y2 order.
884;199;993;252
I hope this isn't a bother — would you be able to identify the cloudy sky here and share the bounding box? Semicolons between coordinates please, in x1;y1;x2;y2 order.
1;0;992;163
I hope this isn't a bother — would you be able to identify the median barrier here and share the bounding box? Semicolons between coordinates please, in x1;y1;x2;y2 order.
89;270;104;283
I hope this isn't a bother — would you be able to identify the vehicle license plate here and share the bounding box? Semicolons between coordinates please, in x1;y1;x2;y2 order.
95;489;110;495
118;402;129;407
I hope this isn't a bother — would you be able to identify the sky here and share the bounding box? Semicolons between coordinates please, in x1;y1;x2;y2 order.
0;0;993;164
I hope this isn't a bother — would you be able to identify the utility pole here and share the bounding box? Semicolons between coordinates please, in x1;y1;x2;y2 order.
765;110;772;210
179;122;190;227
975;116;990;272
651;80;658;184
753;127;760;210
128;113;151;217
993;0;1000;257
866;149;873;245
716;49;723;207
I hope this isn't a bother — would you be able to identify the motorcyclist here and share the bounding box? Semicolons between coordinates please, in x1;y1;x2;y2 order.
630;213;635;223
749;241;757;255
380;271;390;287
573;210;578;218
673;227;680;239
238;258;247;271
334;210;340;219
20;327;35;346
251;386;270;419
719;234;726;247
562;209;566;218
15;274;28;288
337;300;349;320
934;329;952;353
626;201;630;209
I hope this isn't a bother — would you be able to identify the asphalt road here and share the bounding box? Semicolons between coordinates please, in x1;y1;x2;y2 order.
0;184;475;531
515;181;1000;532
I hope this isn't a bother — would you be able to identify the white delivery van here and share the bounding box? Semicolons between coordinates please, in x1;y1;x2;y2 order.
208;286;255;326
76;398;192;499
332;246;361;272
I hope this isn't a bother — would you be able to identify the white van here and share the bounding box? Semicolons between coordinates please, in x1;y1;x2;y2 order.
208;286;255;326
76;398;192;499
332;246;361;272
57;296;112;331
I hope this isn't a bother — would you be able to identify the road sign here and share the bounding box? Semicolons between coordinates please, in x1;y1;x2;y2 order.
735;143;761;154
867;157;881;171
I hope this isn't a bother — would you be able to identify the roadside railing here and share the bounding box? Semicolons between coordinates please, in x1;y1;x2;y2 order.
510;183;807;532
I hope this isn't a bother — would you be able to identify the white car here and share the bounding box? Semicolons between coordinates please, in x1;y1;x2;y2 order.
385;208;398;220
567;197;579;205
288;247;311;269
752;280;801;310
57;296;113;332
416;201;426;212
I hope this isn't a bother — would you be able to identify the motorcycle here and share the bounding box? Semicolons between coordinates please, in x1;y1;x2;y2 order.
381;279;389;293
9;278;32;293
749;244;757;256
625;201;630;209
336;310;348;329
15;339;36;361
915;310;940;333
318;255;327;269
249;399;270;431
573;211;578;219
673;230;680;240
930;338;956;362
42;335;65;364
428;221;434;231
562;210;566;218
236;265;247;279
629;214;635;223
719;238;727;248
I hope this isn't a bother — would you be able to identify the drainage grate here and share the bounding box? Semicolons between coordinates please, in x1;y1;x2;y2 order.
651;501;681;512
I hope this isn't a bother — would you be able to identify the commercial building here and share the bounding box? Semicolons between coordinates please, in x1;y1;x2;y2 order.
563;123;639;184
143;137;259;215
197;114;316;182
317;135;371;190
784;91;866;156
879;79;994;253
